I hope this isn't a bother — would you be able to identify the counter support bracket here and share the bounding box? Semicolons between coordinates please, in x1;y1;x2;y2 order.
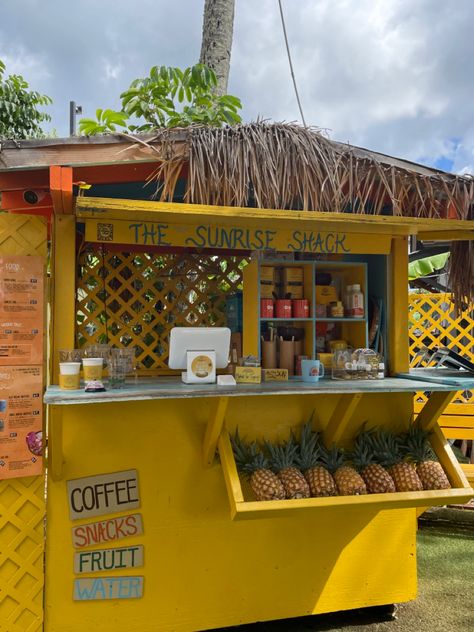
323;393;363;446
49;406;64;481
415;390;457;431
203;396;229;467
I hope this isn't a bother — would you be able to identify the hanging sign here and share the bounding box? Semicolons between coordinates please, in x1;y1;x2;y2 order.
74;544;144;574
67;469;140;520
72;513;143;549
0;366;43;479
73;576;144;601
0;255;44;365
85;219;392;255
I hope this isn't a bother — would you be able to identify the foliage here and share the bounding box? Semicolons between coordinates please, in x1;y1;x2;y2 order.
0;59;52;139
408;252;450;281
78;64;242;135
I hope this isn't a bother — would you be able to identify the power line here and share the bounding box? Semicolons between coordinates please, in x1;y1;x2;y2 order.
277;0;307;127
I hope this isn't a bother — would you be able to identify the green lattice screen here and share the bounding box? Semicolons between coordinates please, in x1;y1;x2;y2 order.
76;247;247;373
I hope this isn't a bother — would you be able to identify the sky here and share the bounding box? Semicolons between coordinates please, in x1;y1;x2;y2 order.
1;0;473;174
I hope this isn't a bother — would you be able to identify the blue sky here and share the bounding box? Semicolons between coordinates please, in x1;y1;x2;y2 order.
1;0;473;174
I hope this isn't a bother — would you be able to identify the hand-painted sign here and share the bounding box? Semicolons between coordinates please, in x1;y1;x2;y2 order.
85;219;392;255
74;545;144;574
67;469;140;520
72;513;143;549
73;576;144;601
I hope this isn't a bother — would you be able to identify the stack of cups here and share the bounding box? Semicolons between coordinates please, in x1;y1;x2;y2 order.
59;363;81;390
82;358;104;381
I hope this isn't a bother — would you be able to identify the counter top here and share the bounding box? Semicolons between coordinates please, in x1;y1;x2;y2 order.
43;376;468;406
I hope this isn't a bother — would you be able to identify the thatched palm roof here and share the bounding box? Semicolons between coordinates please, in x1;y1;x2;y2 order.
132;122;473;306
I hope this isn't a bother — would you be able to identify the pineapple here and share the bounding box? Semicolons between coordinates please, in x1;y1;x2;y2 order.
371;429;423;492
265;436;310;499
403;423;451;490
295;422;337;497
231;430;285;501
351;430;396;494
322;445;367;496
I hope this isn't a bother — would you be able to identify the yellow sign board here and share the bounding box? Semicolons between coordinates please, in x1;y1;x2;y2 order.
85;219;391;255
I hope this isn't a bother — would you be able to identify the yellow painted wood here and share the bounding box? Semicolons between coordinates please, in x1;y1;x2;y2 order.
76;197;474;237
416;391;457;431
45;397;419;631
0;213;47;632
48;407;64;482
243;257;258;357
203;397;229;467
51;215;76;383
429;424;470;489
323;393;363;446
432;415;474;429
389;237;409;374
461;464;474;485
84;218;392;255
442;427;474;440
417;230;474;241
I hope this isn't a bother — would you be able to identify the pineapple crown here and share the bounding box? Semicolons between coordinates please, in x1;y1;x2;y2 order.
231;429;270;476
321;444;346;473
294;418;322;470
370;429;403;468
401;422;436;465
350;430;377;471
264;437;298;473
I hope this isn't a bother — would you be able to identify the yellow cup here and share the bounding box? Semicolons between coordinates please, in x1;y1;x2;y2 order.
82;358;103;381
59;362;81;390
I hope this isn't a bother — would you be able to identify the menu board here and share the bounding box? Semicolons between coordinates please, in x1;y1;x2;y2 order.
0;365;43;477
0;255;44;365
0;255;44;479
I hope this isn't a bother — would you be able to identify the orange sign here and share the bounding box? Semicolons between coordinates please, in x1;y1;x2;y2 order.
0;366;43;478
0;255;44;365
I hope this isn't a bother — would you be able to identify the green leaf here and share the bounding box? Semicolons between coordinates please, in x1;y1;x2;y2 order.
408;252;450;281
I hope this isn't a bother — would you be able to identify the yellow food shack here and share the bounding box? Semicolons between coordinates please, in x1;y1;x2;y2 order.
0;124;473;632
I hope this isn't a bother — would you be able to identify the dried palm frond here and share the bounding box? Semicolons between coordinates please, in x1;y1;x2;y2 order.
119;122;473;304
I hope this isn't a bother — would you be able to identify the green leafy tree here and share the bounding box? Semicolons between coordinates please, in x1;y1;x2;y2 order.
0;60;52;139
79;64;242;135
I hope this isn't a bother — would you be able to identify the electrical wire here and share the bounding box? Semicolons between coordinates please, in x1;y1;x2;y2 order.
277;0;307;127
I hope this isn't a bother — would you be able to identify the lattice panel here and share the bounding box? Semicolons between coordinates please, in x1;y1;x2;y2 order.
0;216;47;257
0;476;45;632
409;292;474;405
76;248;247;372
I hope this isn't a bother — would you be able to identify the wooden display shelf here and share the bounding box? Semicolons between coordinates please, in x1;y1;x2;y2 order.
218;424;473;520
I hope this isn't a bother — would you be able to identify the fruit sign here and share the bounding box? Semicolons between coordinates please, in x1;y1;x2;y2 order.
74;545;144;574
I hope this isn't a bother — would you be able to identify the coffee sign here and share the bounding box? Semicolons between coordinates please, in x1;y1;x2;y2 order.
67;469;140;520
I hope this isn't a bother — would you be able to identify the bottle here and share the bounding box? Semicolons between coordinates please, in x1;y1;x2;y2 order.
349;284;364;318
344;285;353;317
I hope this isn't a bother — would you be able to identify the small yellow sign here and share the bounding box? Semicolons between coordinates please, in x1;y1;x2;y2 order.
235;367;262;383
262;368;289;382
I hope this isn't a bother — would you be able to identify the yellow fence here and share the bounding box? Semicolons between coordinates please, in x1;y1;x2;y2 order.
409;292;474;405
0;215;47;632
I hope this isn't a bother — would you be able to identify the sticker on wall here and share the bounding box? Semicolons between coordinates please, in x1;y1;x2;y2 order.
74;544;144;574
67;469;140;520
73;576;144;601
72;513;143;549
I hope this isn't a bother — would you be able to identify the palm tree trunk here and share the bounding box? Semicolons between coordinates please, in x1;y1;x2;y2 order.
199;0;235;96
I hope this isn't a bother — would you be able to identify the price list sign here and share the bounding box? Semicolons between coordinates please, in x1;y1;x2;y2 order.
0;255;44;479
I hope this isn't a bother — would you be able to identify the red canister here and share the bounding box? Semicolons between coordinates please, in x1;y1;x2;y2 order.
292;299;309;318
275;299;292;318
260;299;274;318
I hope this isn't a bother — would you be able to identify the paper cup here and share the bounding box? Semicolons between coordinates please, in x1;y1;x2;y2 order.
82;357;104;381
59;362;81;390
